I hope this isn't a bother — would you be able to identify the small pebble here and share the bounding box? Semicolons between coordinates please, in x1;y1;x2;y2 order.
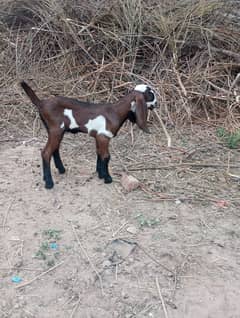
121;291;129;299
102;260;112;268
126;226;138;235
168;215;177;220
120;173;140;192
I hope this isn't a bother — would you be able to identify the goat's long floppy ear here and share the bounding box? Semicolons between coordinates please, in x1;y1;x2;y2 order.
135;94;150;133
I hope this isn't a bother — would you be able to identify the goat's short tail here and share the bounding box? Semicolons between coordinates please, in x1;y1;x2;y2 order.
20;81;41;108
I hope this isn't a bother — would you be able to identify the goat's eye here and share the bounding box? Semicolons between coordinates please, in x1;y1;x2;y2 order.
147;91;154;102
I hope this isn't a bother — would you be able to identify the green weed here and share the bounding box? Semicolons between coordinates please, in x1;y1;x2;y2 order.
43;229;62;241
35;249;47;260
216;127;240;149
34;229;62;265
47;259;55;267
136;214;160;228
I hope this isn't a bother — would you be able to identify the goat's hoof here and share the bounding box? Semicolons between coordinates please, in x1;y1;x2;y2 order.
45;181;54;189
58;167;66;174
104;176;112;184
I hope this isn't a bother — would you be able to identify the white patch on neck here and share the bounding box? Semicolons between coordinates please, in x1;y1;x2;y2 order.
64;109;79;129
134;84;148;93
60;122;65;129
85;115;113;138
131;101;136;112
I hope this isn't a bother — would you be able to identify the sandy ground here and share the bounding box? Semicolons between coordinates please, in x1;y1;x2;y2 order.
0;126;240;318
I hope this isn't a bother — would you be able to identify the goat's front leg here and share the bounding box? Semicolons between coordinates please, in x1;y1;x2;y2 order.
95;135;112;184
42;130;63;189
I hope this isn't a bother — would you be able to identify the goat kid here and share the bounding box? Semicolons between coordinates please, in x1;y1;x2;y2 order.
20;81;157;189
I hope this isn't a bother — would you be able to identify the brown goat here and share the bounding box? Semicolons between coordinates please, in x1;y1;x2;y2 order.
20;81;157;189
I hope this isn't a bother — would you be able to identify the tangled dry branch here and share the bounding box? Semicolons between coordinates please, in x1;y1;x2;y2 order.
0;0;240;132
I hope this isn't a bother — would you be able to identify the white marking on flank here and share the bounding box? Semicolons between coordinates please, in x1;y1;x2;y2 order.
60;122;65;129
134;84;148;93
85;115;113;138
63;109;79;129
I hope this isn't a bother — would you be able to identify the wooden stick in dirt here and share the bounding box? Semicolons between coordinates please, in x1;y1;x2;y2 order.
226;152;240;179
128;162;240;171
70;297;81;318
71;223;104;295
2;199;15;232
137;243;174;275
153;109;172;147
155;276;169;318
15;261;64;289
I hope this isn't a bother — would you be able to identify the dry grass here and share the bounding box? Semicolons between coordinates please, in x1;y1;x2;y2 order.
1;0;240;135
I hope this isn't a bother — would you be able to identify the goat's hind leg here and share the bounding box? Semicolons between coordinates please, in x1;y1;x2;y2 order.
42;148;54;189
53;148;65;174
41;130;63;189
96;154;101;176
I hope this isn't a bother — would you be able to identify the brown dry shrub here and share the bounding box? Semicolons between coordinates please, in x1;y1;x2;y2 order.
0;0;240;131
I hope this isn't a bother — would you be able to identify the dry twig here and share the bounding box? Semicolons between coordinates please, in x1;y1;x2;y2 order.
128;162;240;171
15;261;64;289
70;296;81;318
137;243;174;275
156;276;169;318
2;199;14;232
70;222;104;295
153;109;171;147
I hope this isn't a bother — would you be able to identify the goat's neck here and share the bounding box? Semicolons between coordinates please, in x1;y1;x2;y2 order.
114;92;135;121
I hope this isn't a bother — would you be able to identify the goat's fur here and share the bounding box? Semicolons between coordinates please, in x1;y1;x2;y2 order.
20;81;157;189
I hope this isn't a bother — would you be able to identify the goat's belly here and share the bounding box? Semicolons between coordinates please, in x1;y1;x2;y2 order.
66;127;86;134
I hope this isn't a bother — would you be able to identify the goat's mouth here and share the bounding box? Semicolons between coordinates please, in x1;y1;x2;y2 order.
148;103;157;110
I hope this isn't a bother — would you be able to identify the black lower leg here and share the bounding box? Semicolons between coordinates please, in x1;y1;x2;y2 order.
99;156;112;184
42;158;54;189
53;149;65;174
96;155;101;175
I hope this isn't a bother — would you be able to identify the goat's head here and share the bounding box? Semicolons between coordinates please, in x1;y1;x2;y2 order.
129;84;157;133
134;84;157;110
